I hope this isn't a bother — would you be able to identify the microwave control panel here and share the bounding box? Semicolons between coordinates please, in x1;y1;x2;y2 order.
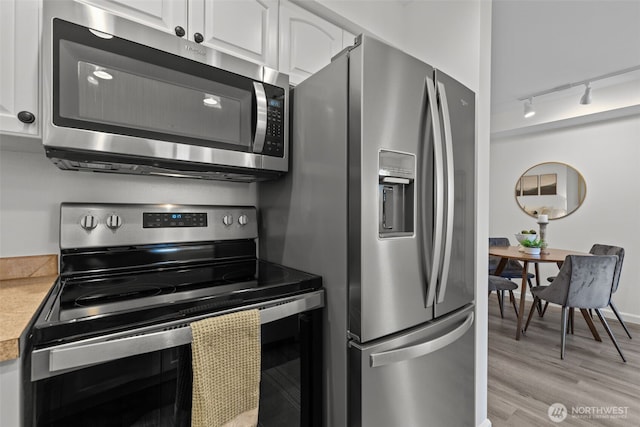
264;85;285;157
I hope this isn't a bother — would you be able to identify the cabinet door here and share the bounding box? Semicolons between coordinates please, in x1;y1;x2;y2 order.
279;1;344;85
189;0;278;68
0;0;40;137
74;0;187;36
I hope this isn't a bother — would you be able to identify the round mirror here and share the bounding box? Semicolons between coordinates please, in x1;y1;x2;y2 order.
515;162;586;220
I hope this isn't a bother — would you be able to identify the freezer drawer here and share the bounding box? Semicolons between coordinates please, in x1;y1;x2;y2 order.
348;305;474;427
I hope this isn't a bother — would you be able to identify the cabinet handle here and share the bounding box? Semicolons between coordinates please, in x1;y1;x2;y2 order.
194;32;204;44
17;111;35;124
174;26;185;37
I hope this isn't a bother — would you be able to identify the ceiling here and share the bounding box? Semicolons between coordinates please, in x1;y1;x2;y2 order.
491;0;640;114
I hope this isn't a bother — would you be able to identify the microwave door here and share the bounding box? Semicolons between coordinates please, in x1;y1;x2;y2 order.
41;4;290;181
252;82;267;153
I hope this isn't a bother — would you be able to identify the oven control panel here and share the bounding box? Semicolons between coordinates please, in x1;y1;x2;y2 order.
142;212;208;228
61;203;258;249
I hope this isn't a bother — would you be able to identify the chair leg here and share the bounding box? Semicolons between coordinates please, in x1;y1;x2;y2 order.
560;307;568;360
609;302;632;339
527;276;543;316
595;309;627;362
508;290;519;317
579;309;602;342
496;290;505;318
524;297;538;332
541;301;549;316
569;307;575;335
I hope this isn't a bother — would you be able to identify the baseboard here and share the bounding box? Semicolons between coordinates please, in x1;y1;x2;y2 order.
511;291;640;325
478;418;492;427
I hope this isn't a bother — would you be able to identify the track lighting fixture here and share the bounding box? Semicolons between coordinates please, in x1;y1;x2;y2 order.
517;65;640;118
523;97;536;118
579;83;592;105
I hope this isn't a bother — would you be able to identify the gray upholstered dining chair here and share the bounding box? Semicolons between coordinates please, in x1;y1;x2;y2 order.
489;237;540;313
488;276;519;318
589;244;630;339
546;244;630;339
524;255;626;362
489;237;535;285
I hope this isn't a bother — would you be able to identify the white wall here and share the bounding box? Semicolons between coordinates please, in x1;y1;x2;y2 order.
310;0;407;49
475;2;492;426
0;141;257;257
490;114;640;323
404;0;481;91
311;0;481;92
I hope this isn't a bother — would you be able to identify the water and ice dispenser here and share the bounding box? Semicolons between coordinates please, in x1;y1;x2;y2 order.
379;150;415;237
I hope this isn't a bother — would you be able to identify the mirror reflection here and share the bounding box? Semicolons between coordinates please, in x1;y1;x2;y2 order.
515;162;586;220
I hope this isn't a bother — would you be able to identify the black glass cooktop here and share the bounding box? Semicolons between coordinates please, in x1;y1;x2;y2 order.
31;260;321;347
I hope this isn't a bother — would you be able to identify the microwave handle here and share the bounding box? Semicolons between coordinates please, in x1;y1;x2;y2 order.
252;82;268;153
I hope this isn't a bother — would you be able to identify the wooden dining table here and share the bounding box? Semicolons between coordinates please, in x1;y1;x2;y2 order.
489;246;593;340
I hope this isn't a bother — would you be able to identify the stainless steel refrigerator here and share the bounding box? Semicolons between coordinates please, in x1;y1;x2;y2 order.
259;35;475;427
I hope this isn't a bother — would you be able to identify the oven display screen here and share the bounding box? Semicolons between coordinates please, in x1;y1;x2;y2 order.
143;212;207;228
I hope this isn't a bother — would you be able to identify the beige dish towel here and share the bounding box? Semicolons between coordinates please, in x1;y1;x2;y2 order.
190;309;261;427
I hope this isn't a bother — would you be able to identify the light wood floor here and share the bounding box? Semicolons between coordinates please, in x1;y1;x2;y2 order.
487;296;640;426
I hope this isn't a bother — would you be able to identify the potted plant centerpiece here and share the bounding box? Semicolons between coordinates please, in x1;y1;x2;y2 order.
520;237;544;255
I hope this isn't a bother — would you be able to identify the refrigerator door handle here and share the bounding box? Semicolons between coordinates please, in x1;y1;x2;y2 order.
369;312;474;368
436;80;455;303
424;75;444;308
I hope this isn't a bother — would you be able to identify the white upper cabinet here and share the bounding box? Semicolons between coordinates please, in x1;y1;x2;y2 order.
74;0;188;36
189;0;278;69
1;0;353;139
76;0;278;68
279;0;345;85
0;0;40;137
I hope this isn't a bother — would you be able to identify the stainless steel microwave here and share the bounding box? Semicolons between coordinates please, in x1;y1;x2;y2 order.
42;1;288;182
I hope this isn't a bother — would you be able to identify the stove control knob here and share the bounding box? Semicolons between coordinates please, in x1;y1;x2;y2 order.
106;214;122;229
238;214;249;226
80;214;98;230
222;214;234;226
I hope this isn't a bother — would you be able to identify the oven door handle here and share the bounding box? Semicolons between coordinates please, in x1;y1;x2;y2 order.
35;291;324;380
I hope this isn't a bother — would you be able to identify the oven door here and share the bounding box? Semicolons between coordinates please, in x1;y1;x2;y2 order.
29;292;323;427
42;1;288;174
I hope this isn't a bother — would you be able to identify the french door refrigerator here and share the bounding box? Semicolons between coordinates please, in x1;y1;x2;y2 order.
259;34;475;427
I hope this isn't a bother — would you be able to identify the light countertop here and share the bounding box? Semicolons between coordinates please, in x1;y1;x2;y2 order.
0;255;57;362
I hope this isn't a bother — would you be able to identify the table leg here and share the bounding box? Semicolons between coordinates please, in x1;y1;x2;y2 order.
580;309;602;342
569;307;575;334
534;262;543;315
515;261;529;340
493;257;508;276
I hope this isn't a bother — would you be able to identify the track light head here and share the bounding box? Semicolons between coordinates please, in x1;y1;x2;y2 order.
580;83;592;105
524;97;536;118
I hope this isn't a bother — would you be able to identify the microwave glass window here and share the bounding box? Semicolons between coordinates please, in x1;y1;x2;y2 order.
58;40;252;149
